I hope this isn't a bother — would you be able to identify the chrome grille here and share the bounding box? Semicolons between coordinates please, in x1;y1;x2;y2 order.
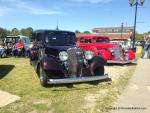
113;45;123;60
67;48;84;77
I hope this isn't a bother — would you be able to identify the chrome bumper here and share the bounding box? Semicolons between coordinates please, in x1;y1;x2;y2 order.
47;74;108;84
107;60;136;64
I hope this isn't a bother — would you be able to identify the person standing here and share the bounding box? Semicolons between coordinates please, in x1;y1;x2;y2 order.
141;31;150;58
141;42;148;58
0;39;6;58
12;39;25;56
146;37;150;59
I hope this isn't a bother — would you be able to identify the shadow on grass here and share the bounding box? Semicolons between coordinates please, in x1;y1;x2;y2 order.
49;78;112;92
0;65;15;79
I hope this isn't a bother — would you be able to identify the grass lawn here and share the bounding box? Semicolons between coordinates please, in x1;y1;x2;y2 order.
0;57;136;113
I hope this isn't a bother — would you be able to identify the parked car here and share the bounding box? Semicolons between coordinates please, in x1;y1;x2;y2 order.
110;39;131;49
29;30;108;87
135;40;146;47
76;34;135;64
4;35;31;56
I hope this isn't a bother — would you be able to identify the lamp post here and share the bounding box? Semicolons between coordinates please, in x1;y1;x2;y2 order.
128;0;144;49
121;22;124;40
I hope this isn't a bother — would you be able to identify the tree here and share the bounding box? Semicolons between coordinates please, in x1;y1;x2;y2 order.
0;27;10;39
11;28;20;35
20;27;33;37
26;27;33;36
135;32;144;40
83;31;90;34
75;30;81;34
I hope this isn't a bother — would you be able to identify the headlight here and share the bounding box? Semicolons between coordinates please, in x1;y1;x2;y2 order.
29;43;33;48
109;48;114;53
85;51;94;60
59;51;68;61
124;48;128;52
125;55;129;60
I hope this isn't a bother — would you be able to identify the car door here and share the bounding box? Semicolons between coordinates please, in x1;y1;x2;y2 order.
30;32;43;61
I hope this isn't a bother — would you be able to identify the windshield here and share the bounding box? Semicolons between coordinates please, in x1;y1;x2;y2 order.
45;32;75;46
21;37;30;44
5;37;20;43
93;38;109;43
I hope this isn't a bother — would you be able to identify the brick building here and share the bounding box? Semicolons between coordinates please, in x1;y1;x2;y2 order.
92;27;134;40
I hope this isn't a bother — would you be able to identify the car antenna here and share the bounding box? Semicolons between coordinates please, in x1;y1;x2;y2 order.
56;20;59;30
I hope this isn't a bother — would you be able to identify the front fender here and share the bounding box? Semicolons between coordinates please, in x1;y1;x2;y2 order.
98;49;111;60
90;55;106;70
40;57;63;71
128;49;135;60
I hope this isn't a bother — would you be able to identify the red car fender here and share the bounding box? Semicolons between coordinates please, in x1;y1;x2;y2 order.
127;49;135;60
89;46;98;55
79;43;90;51
98;49;111;60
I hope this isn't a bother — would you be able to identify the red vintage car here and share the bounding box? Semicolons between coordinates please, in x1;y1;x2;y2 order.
76;34;135;64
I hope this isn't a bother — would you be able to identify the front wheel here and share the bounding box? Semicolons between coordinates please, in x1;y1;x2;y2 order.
39;66;48;87
94;66;104;76
90;66;104;85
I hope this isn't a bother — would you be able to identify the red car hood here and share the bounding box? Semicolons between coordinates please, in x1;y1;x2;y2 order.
92;43;119;49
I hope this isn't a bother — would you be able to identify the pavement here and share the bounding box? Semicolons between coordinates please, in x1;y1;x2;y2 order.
0;90;20;107
111;58;150;113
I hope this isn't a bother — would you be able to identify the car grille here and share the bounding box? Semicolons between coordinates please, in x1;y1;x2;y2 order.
113;45;123;60
67;48;84;77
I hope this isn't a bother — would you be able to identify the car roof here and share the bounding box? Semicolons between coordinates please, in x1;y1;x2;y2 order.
6;35;29;38
33;29;74;34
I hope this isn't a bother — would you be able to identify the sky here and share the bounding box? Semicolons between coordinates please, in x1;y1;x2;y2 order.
0;0;149;33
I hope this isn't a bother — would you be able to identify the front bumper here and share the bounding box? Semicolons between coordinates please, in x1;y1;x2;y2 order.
107;60;136;64
47;74;108;84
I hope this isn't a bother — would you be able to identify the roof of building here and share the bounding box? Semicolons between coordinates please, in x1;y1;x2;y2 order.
97;33;132;40
76;33;132;40
92;27;134;31
76;33;109;39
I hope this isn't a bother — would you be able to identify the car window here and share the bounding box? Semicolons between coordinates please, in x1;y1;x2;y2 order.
36;33;43;41
85;38;91;43
21;37;30;44
5;37;19;43
80;38;84;43
45;32;75;46
93;37;109;43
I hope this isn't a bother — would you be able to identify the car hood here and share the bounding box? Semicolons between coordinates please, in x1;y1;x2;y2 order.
93;43;120;49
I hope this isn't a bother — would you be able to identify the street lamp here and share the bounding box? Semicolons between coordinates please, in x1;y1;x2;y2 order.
121;23;124;40
128;0;145;50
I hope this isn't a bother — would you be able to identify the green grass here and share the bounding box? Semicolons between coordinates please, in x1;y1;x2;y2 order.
0;57;136;113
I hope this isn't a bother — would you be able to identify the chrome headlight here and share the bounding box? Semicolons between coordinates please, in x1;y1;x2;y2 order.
109;48;114;53
59;51;68;61
125;55;129;60
85;51;94;60
124;48;128;52
29;43;33;48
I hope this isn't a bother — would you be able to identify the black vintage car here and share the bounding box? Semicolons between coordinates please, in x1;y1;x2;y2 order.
30;30;108;87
